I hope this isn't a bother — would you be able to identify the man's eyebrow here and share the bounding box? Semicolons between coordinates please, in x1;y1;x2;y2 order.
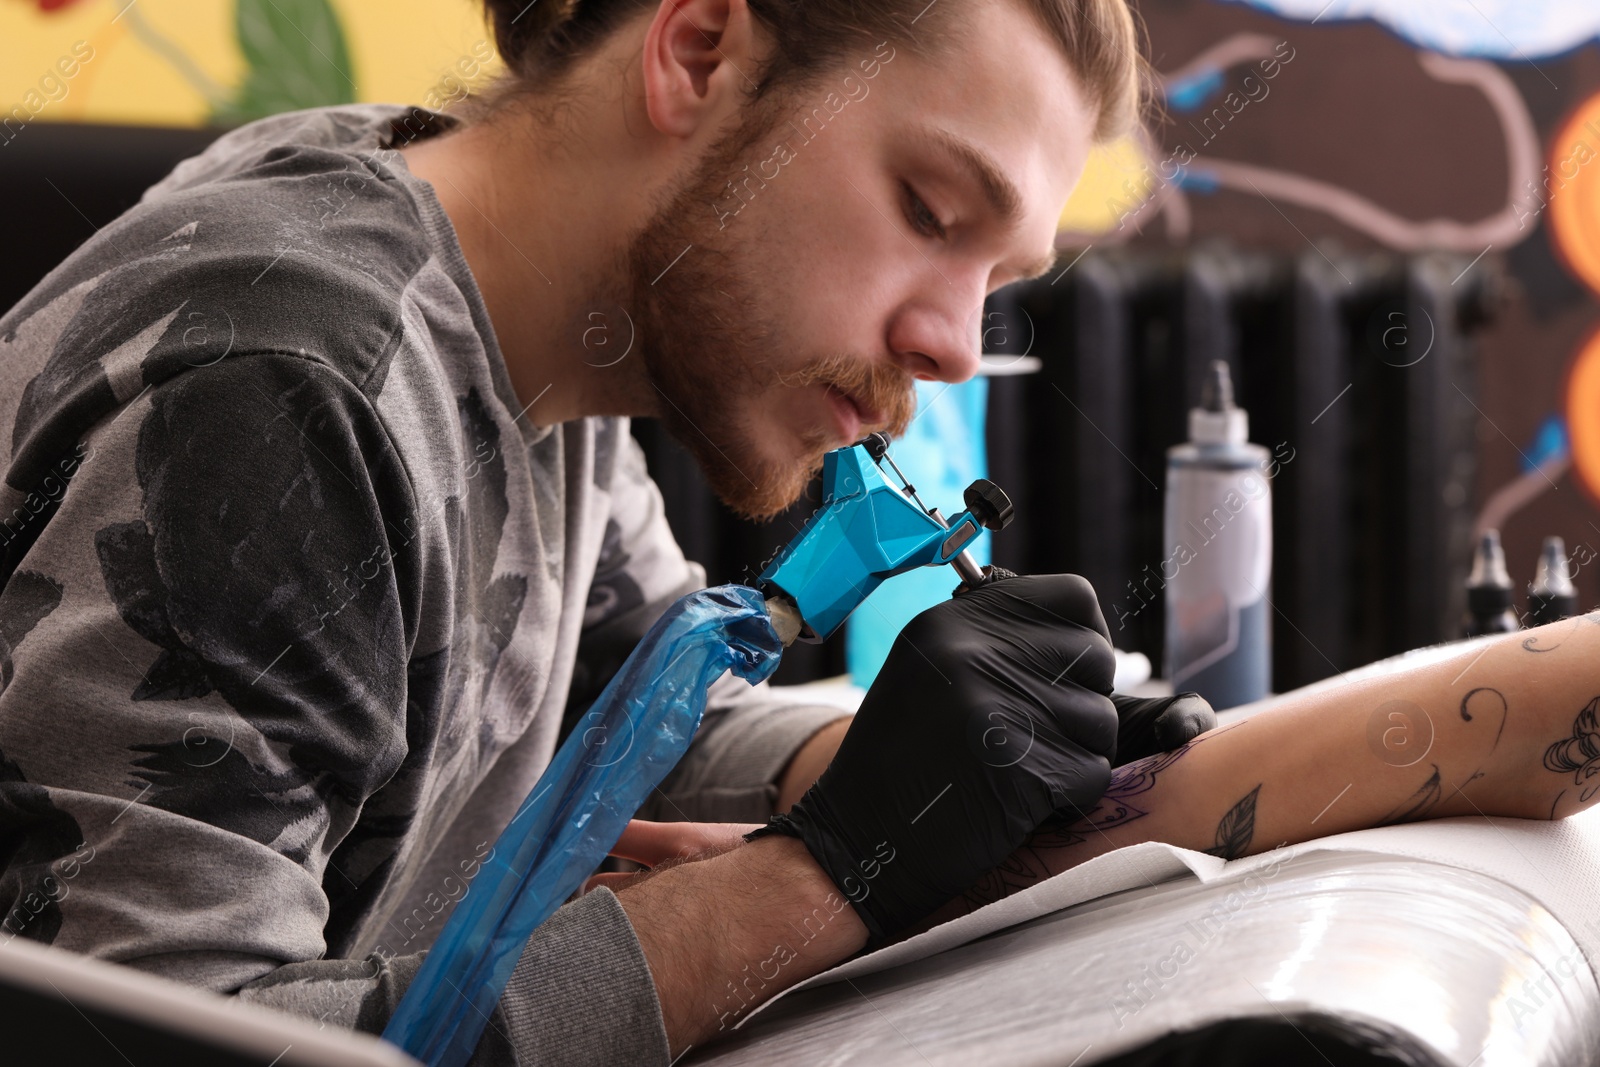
917;127;1025;227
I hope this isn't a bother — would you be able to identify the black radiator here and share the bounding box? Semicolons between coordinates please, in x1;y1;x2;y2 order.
638;244;1501;690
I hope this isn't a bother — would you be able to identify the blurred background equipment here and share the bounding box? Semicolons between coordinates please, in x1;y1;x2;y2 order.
1463;528;1521;637
1162;359;1273;710
986;245;1495;690
1529;534;1581;625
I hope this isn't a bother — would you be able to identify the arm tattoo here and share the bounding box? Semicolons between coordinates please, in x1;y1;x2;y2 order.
1043;726;1243;845
1524;615;1590;652
1377;763;1442;826
1543;696;1600;804
1368;691;1502;829
1202;784;1261;860
955;726;1243;911
1404;689;1506;819
1460;687;1508;754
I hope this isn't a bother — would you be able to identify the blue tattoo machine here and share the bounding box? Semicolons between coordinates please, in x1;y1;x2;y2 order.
384;432;1012;1066
760;431;1016;644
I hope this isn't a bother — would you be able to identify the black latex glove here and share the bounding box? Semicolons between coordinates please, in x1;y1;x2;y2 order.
959;567;1216;764
748;573;1120;943
1111;691;1216;765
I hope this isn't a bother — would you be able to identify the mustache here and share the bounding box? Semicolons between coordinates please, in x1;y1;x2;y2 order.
779;354;918;440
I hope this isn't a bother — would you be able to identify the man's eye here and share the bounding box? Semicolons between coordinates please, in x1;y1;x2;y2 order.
902;183;946;240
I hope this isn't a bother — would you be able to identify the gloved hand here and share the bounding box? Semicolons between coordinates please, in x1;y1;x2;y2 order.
1111;691;1215;764
748;573;1124;943
961;567;1215;764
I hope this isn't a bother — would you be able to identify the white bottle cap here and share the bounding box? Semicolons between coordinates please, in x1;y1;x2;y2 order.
1189;361;1248;445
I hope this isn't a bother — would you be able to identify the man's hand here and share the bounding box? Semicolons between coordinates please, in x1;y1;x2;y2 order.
609;829;867;1056
582;819;757;894
749;573;1123;943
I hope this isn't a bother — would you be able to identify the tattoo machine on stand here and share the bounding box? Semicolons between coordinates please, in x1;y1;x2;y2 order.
382;432;1015;1066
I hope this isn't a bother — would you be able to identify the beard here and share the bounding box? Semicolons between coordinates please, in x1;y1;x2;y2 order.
626;94;917;521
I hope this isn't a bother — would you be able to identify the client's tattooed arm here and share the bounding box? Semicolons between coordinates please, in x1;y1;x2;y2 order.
929;614;1600;929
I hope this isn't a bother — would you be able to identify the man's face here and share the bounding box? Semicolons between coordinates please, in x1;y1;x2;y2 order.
630;0;1096;520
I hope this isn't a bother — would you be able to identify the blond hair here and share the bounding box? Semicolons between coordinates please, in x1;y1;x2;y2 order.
476;0;1146;143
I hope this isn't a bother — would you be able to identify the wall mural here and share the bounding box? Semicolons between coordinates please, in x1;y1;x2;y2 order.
1057;0;1600;605
0;0;495;129
1553;93;1600;515
1226;1;1600;523
1227;0;1600;59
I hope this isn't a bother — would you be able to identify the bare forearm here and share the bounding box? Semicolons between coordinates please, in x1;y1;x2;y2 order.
947;614;1600;917
776;716;851;811
615;834;867;1056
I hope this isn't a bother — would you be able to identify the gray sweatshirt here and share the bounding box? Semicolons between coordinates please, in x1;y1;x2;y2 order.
0;104;847;1064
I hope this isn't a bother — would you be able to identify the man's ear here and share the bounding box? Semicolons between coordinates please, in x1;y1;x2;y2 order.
641;0;756;138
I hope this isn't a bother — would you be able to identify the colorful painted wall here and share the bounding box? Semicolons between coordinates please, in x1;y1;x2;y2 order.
0;0;498;129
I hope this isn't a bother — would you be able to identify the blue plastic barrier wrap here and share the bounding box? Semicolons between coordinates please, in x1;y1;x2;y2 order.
384;584;783;1066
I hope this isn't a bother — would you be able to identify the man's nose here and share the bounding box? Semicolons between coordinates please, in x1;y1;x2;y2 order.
884;299;985;384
